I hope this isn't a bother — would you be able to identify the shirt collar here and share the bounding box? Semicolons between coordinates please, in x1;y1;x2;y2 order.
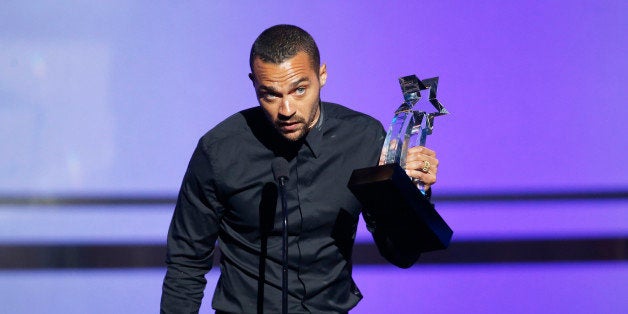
303;101;324;158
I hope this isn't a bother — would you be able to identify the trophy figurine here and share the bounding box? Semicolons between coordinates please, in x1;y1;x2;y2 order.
381;75;449;193
348;74;453;253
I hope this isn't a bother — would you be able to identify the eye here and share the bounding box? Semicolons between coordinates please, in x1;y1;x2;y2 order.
260;92;278;101
295;87;306;95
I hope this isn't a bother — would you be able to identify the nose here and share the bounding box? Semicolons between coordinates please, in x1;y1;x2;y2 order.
278;99;295;118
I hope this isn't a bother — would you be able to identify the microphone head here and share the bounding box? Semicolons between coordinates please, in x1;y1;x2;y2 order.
271;157;290;182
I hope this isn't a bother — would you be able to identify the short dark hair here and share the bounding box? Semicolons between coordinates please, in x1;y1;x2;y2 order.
249;24;320;74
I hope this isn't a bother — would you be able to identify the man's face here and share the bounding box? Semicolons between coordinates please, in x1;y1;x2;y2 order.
250;51;327;142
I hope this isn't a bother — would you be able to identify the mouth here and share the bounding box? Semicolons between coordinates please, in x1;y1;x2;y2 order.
277;121;302;133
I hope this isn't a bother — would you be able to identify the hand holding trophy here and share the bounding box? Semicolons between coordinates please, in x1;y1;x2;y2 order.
348;74;452;253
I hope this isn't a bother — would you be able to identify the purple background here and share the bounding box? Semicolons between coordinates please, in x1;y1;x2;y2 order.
1;1;626;313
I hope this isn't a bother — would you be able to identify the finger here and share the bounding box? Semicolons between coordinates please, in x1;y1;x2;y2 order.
405;158;439;173
407;146;436;157
405;149;438;164
406;169;437;186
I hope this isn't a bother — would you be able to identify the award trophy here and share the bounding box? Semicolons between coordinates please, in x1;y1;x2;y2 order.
348;74;453;252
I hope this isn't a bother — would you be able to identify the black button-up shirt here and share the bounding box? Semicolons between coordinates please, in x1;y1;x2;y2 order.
161;102;412;313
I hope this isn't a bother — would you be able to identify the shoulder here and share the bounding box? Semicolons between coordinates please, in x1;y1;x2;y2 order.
197;106;264;152
322;102;382;128
320;102;385;165
322;101;384;135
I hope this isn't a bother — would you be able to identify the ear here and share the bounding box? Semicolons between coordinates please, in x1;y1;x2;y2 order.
318;64;327;87
248;73;256;84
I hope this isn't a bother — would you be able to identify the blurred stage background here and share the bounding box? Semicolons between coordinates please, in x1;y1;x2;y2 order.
1;1;626;313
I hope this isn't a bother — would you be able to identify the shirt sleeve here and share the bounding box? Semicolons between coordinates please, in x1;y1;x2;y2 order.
360;122;427;268
161;139;223;313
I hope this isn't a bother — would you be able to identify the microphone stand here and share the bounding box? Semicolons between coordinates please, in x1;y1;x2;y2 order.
271;158;290;314
278;175;288;314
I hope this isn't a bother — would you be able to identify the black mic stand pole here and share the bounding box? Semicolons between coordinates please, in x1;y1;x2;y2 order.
272;157;290;314
278;175;288;314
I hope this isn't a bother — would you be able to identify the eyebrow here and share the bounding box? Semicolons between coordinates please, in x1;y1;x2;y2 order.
290;77;310;88
258;77;311;94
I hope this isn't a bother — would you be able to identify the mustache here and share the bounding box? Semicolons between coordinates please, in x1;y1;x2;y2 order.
276;117;306;126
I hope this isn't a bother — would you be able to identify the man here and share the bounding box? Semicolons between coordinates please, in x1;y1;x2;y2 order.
161;24;439;313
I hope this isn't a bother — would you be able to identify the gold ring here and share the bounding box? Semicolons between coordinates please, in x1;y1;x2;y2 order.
421;160;431;173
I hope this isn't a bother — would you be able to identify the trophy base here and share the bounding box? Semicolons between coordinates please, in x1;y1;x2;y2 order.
348;163;452;252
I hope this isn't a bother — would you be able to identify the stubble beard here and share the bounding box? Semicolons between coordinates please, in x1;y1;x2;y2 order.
277;117;308;142
275;99;320;142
